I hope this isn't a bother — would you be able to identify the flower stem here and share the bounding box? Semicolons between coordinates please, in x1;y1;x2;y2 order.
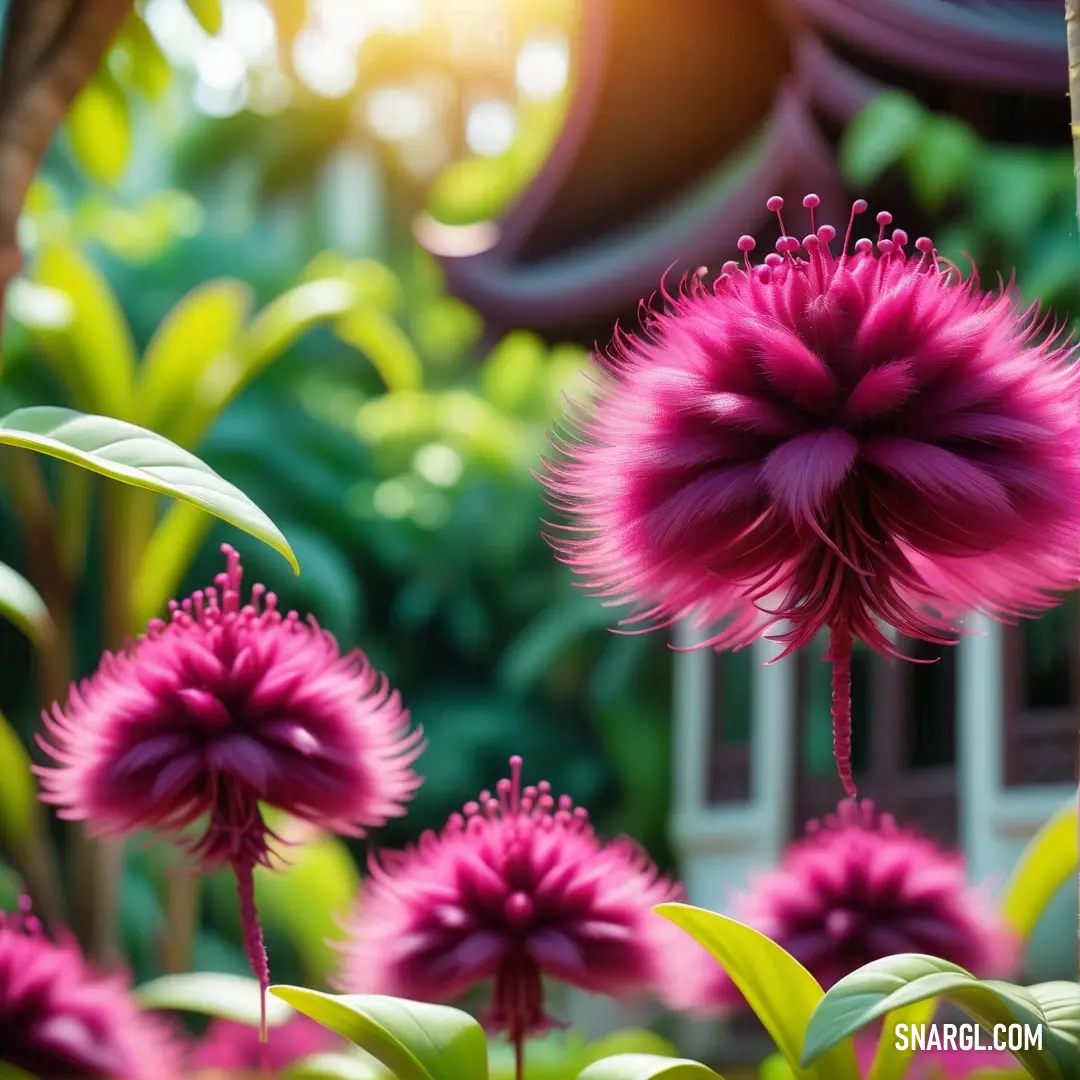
234;856;270;1043
514;1034;525;1080
827;624;857;798
1069;0;1080;984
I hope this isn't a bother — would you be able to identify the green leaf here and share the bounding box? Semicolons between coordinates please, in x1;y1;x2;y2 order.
0;711;39;861
1002;799;1075;940
168;278;355;447
255;814;361;980
1028;981;1080;1074
281;1054;393;1080
135;972;295;1026
31;244;137;418
0;561;54;647
65;71;132;185
840;91;925;187
865;998;938;1080
0;407;297;574
800;955;1058;1080
334;308;424;392
903;115;979;210
185;0;224;33
655;904;859;1080
131;502;214;626
139;278;253;429
271;987;489;1080
576;1056;724;1080
0;1065;37;1080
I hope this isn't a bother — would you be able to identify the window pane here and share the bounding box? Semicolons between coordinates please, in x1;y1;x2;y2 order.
904;637;956;768
800;634;870;776
714;648;753;745
1023;604;1075;712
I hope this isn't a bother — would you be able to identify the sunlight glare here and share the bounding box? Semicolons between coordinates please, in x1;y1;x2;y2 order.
465;100;517;157
221;0;278;65
292;29;358;98
144;0;207;66
515;35;570;100
364;87;434;142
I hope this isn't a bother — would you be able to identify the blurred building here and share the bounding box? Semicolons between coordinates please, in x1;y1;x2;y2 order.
670;611;1076;980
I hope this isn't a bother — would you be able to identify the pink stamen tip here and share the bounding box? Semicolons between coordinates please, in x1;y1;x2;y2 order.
766;196;784;212
736;235;756;253
892;229;908;246
915;236;934;253
721;260;738;274
854;238;874;255
817;225;836;243
802;234;819;248
852;199;868;214
875;211;892;225
878;239;896;256
801;193;820;209
765;252;784;267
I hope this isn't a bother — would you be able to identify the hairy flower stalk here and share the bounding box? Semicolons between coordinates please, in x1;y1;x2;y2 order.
542;194;1080;796
36;544;423;1039
337;756;684;1080
0;897;180;1078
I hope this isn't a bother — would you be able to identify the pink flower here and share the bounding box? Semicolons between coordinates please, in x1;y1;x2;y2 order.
679;801;1017;1010
0;899;180;1079
36;544;423;1032
190;1015;343;1073
541;195;1080;796
336;756;681;1061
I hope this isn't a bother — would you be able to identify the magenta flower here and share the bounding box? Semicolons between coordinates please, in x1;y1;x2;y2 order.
678;801;1016;1010
36;544;423;1032
0;899;180;1079
541;195;1080;795
336;756;682;1077
190;1015;343;1074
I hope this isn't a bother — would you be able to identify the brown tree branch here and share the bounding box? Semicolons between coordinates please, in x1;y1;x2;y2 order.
0;0;132;327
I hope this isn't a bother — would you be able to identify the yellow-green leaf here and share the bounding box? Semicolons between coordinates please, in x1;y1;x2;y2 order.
281;1053;393;1080
1002;799;1076;940
185;0;224;33
131;502;214;626
139;278;253;430
0;561;54;647
168;278;356;447
654;904;860;1080
66;71;132;185
577;1056;723;1080
0;407;297;574
271;988;488;1080
866;998;939;1080
136;972;294;1027
255;815;361;980
118;13;172;100
334;308;423;392
0;711;39;860
31;244;137;419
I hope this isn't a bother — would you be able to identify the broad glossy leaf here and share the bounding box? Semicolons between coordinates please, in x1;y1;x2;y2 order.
0;407;297;574
1001;799;1075;940
139;279;253;429
576;1056;723;1080
840;91;925;187
31;245;137;418
655;904;859;1080
66;72;131;185
866;998;938;1080
281;1053;393;1080
0;711;39;860
255;814;361;979
1028;981;1080;1075
186;0;224;33
0;561;53;646
271;987;488;1080
169;278;355;447
801;955;1056;1080
334;308;423;392
135;972;294;1027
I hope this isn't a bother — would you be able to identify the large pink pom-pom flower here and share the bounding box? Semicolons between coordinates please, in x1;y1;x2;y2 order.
0;899;181;1079
336;756;682;1078
677;801;1017;1011
541;194;1080;795
36;544;423;1034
